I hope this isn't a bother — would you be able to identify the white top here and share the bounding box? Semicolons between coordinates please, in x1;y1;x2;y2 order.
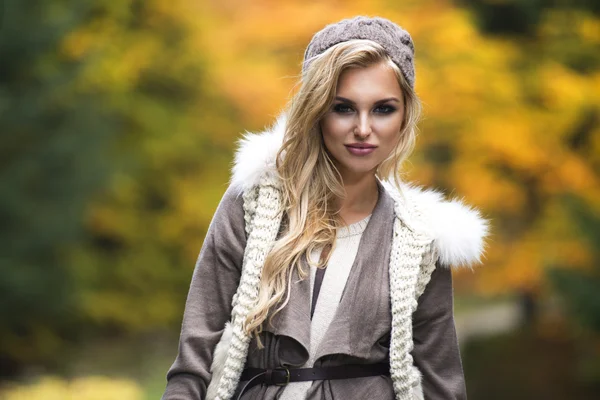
279;215;371;400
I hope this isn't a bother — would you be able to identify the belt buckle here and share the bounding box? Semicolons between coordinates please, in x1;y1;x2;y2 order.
274;367;290;386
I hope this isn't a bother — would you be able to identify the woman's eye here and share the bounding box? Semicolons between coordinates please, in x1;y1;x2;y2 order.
333;103;353;113
374;105;396;114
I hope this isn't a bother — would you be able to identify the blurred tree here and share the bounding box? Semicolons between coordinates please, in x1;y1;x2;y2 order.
0;0;241;374
458;0;600;36
396;1;600;296
67;0;243;335
460;0;545;36
548;196;600;332
547;196;600;383
0;0;119;374
1;0;599;382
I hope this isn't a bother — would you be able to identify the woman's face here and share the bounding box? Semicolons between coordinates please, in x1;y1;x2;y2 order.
320;61;405;182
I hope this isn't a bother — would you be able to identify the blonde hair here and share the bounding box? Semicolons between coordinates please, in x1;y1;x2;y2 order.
244;39;422;342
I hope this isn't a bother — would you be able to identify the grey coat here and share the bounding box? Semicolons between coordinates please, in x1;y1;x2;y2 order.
162;182;467;400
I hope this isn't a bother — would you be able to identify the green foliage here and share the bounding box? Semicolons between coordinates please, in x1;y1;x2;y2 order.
1;0;599;383
65;1;241;334
460;0;600;36
0;0;119;372
0;0;241;372
547;196;600;333
546;195;600;385
549;267;600;332
460;0;544;36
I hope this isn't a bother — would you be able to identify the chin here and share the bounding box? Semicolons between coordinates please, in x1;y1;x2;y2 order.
337;163;379;179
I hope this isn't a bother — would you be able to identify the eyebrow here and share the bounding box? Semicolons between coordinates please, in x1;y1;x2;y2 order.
334;96;401;104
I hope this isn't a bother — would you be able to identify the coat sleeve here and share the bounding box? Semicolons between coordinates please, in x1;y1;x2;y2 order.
162;184;247;400
411;261;467;400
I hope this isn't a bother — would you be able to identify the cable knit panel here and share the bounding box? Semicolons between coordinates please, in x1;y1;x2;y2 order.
388;217;433;399
383;181;438;400
212;176;283;400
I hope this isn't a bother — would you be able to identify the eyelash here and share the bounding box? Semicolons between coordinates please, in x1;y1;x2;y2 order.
374;105;396;114
332;104;396;114
333;104;353;113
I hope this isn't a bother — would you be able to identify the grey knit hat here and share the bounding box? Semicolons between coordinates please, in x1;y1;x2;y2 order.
303;16;416;88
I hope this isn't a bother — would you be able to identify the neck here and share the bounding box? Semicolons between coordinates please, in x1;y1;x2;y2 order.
336;172;379;225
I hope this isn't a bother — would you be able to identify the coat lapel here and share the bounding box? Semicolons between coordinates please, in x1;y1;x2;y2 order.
261;182;399;363
263;259;312;364
314;182;396;361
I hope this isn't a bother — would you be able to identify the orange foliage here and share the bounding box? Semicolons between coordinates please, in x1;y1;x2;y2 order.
175;0;600;293
74;0;600;301
177;0;600;296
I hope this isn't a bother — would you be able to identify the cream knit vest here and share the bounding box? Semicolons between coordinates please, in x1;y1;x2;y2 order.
208;174;439;400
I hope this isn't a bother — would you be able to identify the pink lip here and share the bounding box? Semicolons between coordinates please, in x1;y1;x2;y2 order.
345;143;377;156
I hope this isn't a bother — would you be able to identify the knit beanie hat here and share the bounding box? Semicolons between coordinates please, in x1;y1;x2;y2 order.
303;16;416;88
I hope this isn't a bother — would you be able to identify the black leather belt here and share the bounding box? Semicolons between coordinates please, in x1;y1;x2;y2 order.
236;363;390;398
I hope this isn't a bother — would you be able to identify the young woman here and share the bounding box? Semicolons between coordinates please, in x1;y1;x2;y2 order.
162;16;488;400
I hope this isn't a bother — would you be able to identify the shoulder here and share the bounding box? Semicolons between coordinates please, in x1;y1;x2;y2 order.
219;182;246;212
211;185;244;232
205;183;248;243
381;180;490;269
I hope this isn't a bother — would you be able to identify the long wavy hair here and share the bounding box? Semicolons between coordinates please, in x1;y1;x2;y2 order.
244;39;422;342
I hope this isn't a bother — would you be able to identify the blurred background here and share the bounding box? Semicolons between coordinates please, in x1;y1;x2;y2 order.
1;0;599;399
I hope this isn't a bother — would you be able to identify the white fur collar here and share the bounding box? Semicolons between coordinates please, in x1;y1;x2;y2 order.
230;114;489;268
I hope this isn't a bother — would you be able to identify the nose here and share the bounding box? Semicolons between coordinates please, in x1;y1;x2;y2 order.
354;113;372;139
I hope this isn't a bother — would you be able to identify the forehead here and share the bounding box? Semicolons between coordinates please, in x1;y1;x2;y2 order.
336;62;402;101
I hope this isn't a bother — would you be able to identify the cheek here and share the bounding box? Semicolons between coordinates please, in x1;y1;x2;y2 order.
374;118;403;146
321;116;351;144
